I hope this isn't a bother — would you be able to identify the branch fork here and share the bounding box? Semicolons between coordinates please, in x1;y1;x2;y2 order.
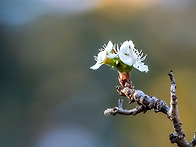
104;70;196;147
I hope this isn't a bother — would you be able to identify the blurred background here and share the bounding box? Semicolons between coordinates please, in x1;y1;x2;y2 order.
0;0;196;146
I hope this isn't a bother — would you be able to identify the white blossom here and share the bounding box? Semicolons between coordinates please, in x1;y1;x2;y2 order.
119;40;149;73
90;51;107;70
105;41;118;59
90;41;118;70
91;40;149;73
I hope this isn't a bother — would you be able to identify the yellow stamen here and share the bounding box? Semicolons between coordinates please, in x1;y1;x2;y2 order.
103;57;111;64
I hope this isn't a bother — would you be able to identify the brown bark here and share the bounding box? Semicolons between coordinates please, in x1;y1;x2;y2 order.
104;70;196;147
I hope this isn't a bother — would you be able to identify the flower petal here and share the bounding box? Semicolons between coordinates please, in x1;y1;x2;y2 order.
133;61;149;72
128;40;135;49
105;41;113;52
105;41;119;59
90;62;102;70
97;51;107;63
120;41;129;54
130;48;140;60
90;49;107;70
119;53;133;66
108;53;117;59
119;40;134;65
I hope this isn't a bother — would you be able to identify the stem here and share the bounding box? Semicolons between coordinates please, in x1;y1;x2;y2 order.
118;72;133;88
105;70;196;147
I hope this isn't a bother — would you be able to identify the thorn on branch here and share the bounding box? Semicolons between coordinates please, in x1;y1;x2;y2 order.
118;99;123;109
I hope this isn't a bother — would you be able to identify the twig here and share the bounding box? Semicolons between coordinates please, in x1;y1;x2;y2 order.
168;70;190;146
191;132;196;146
104;70;196;147
104;99;145;116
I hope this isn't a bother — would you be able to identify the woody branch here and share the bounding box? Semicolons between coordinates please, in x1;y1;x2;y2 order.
104;70;196;147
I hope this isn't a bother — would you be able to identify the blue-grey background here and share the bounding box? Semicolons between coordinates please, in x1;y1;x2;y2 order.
0;0;196;146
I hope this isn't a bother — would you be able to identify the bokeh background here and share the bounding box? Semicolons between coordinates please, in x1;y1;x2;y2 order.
0;0;196;147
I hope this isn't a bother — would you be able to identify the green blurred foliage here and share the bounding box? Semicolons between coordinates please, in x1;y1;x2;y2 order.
0;1;196;147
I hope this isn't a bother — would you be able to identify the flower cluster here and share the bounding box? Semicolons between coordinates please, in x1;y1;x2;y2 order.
90;40;149;73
